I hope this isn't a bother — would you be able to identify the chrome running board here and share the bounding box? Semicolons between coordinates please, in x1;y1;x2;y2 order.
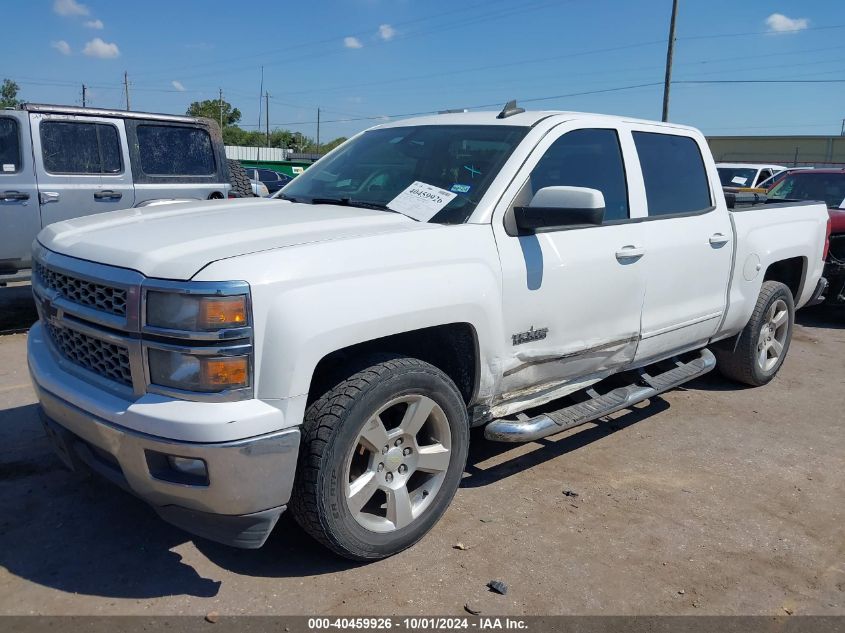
484;349;716;443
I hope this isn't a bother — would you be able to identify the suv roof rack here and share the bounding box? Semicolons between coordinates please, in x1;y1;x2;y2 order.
497;100;525;119
20;103;204;124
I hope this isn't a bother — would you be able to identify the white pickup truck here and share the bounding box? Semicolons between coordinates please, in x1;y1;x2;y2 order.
27;105;830;560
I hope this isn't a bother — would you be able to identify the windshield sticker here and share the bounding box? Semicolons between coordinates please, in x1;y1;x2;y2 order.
388;181;457;222
2;164;14;172
731;176;748;185
463;165;482;179
451;183;471;194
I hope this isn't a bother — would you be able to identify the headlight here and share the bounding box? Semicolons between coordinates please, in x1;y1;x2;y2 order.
146;292;248;331
148;348;250;392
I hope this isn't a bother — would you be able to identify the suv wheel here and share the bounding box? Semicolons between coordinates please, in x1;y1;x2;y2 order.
291;355;469;560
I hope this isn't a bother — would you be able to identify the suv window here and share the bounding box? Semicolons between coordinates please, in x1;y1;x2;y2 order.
529;128;629;222
41;121;122;174
0;118;21;173
257;168;279;181
137;125;215;176
633;132;711;216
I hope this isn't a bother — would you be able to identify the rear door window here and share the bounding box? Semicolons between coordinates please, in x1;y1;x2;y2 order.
41;121;122;174
137;125;215;176
257;168;280;181
0;117;21;173
634;132;712;216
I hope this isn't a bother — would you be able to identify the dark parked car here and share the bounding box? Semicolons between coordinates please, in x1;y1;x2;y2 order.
767;169;845;306
247;168;293;194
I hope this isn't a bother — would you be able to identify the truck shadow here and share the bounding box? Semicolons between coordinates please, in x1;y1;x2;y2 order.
0;402;360;601
461;397;671;489
0;285;37;333
796;304;844;330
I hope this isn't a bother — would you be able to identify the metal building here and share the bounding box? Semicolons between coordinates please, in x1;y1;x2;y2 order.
707;135;845;167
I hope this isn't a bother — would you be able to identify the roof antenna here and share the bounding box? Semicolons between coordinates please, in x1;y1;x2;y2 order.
497;99;525;119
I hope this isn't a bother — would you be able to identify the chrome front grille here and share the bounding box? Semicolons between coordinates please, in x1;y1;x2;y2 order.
45;322;133;387
34;261;128;317
33;244;253;402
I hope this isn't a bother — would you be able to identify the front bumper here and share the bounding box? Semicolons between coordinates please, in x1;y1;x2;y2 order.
29;319;301;549
36;385;299;548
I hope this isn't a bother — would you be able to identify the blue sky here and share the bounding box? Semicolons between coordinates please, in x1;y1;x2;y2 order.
4;0;845;140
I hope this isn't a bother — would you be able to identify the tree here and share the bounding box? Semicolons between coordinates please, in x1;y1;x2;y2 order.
321;137;348;153
187;99;241;127
0;79;21;109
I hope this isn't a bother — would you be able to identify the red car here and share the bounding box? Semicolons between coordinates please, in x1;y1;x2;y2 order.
767;169;845;305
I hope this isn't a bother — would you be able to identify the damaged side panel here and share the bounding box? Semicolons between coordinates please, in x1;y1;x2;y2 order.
487;333;640;418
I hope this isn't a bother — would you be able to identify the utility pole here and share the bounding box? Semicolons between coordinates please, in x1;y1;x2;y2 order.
218;88;224;131
316;107;321;154
265;91;270;147
123;71;131;111
661;0;679;122
81;84;87;107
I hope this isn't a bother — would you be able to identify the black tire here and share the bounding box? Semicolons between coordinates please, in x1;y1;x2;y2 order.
226;159;254;197
714;280;795;386
291;355;469;561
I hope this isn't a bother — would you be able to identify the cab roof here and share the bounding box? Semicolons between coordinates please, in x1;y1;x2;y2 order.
373;109;700;132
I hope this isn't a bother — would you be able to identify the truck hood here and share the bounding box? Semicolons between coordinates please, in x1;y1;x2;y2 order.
38;198;431;279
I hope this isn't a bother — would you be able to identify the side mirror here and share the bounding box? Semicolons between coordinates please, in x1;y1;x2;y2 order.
514;186;605;234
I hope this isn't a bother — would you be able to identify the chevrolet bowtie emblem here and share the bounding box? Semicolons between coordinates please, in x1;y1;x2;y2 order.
40;296;59;321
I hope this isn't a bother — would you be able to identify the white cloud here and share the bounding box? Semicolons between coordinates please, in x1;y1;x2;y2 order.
83;37;120;59
765;13;809;33
51;40;72;55
84;19;104;29
53;0;89;16
171;80;186;92
344;36;363;49
378;24;396;41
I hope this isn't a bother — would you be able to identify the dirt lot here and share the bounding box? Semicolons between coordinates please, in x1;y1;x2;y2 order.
1;285;843;616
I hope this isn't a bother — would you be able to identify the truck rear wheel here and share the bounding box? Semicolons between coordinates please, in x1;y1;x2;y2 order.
291;355;469;560
715;280;794;386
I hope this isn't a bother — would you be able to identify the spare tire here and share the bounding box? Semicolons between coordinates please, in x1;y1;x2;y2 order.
227;159;254;197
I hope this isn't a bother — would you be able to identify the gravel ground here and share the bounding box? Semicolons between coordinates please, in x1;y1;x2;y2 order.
0;286;843;616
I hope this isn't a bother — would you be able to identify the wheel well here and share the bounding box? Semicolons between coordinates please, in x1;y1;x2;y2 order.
208;191;224;199
308;323;479;406
763;256;805;300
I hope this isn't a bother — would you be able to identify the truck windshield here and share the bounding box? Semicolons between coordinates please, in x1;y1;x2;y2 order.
280;125;528;223
767;172;845;209
717;167;757;187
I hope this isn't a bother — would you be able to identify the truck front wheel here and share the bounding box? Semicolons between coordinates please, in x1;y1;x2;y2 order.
291;355;469;560
715;280;795;386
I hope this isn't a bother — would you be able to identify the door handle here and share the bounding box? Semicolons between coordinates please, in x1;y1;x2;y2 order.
94;190;122;200
1;190;29;201
39;191;60;204
709;233;730;246
615;245;645;261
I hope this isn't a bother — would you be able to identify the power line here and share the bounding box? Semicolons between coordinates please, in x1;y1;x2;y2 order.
676;79;845;84
136;0;562;85
238;77;845;129
129;0;518;80
680;22;845;41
